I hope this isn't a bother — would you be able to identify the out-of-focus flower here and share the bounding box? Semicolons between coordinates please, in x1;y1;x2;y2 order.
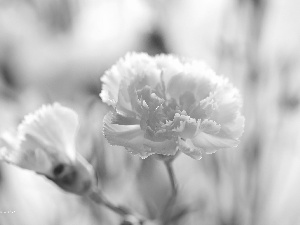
0;103;96;195
101;52;244;160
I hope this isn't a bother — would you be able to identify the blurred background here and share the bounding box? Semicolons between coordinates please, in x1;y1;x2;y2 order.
0;0;300;224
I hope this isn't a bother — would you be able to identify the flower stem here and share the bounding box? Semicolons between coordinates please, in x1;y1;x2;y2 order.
89;187;146;224
161;161;178;223
165;161;178;197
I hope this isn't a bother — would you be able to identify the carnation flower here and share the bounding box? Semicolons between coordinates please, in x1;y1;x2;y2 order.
100;52;245;160
0;103;95;195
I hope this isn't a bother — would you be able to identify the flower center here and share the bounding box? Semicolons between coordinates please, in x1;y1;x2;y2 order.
136;85;178;141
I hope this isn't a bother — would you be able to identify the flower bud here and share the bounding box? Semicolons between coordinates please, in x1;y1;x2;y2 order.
0;103;97;195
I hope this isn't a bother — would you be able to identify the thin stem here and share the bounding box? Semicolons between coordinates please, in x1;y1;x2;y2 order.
165;161;178;197
89;187;146;224
160;161;178;223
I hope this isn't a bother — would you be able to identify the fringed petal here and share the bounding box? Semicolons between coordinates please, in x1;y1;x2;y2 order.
219;113;245;139
103;112;177;159
0;131;53;175
191;132;240;154
18;103;78;161
178;138;203;160
171;113;200;139
210;80;243;124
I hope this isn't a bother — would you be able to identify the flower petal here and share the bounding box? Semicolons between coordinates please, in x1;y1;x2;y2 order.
110;112;140;125
18;134;56;175
100;63;126;107
18;103;78;161
171;113;200;139
100;52;160;108
103;112;177;159
0;132;19;164
165;60;219;104
219;113;245;139
191;132;240;154
210;79;243;124
178;138;203;160
0;132;53;175
200;119;221;135
155;54;184;89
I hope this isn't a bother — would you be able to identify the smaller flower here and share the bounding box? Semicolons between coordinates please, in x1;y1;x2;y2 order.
0;103;96;195
100;52;245;160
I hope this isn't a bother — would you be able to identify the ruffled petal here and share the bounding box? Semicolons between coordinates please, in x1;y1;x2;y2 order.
219;113;245;139
116;79;135;114
0;131;20;164
18;134;55;175
200;119;221;134
100;52;161;108
18;103;78;161
0;132;53;175
103;112;177;159
210;79;243;124
189;93;217;120
166;72;198;103
191;132;239;154
110;112;140;125
100;63;128;107
178;138;203;160
165;60;219;104
155;54;184;89
171;113;200;139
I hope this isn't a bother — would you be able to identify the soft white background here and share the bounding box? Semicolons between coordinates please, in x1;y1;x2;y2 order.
0;0;299;224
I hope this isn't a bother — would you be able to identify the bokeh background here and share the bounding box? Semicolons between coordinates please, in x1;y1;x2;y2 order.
1;0;300;224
